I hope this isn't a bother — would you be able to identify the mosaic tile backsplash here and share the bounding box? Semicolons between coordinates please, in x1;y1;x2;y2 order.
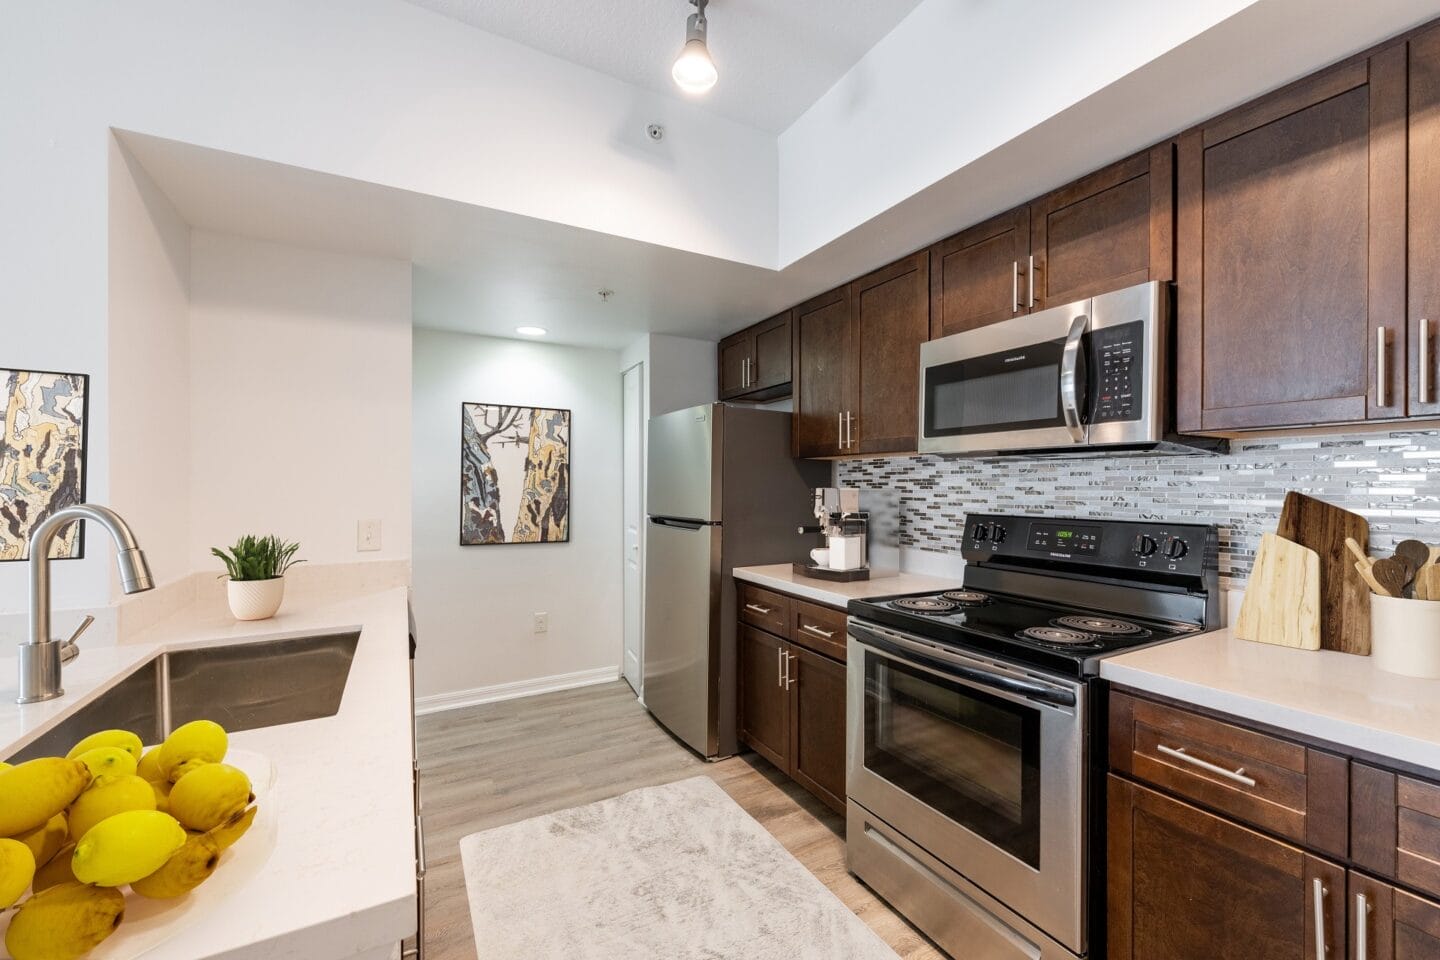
836;429;1440;589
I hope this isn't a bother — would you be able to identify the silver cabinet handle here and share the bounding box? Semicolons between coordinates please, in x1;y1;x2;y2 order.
1378;326;1390;407
777;647;785;688
1028;254;1035;308
1155;744;1257;787
1355;891;1370;960
1059;313;1088;443
1312;877;1328;960
744;602;773;615
801;623;836;639
1423;318;1432;404
837;412;844;449
742;357;747;388
783;650;794;690
845;411;855;449
1012;260;1020;314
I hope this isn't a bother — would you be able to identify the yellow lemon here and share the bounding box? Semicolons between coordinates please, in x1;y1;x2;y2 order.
0;837;36;909
71;809;185;887
65;729;143;763
9;812;67;867
136;745;164;782
169;762;252;831
206;804;257;852
4;882;126;960
74;746;139;782
131;832;222;899
149;776;173;814
32;843;77;892
157;720;227;780
67;774;156;843
0;758;91;836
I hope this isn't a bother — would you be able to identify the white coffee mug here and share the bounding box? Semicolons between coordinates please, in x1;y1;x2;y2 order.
810;547;830;567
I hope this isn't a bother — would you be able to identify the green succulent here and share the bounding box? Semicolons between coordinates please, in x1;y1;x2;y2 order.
211;535;305;582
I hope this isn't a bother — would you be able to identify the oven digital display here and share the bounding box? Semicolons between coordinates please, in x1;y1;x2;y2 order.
1028;522;1101;555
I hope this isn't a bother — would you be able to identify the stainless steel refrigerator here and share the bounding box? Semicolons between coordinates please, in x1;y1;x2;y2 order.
643;403;829;758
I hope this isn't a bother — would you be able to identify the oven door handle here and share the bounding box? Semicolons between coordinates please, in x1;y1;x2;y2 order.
1059;313;1088;444
851;622;1076;709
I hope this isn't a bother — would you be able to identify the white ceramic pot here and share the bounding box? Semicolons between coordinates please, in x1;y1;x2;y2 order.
226;577;286;621
1370;593;1440;678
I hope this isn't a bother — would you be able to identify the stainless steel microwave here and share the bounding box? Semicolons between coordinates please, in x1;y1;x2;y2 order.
918;281;1220;457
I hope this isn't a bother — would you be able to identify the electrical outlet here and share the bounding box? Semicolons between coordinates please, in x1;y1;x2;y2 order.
533;612;549;634
357;519;382;552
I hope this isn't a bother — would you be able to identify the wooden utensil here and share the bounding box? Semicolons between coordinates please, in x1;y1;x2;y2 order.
1275;493;1371;655
1371;557;1412;598
1354;559;1392;598
1417;564;1440;601
1236;533;1321;650
1395;539;1431;572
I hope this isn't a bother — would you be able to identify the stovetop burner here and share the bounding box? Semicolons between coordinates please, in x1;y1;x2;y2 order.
1051;615;1149;637
1017;626;1103;647
889;596;958;614
940;590;990;606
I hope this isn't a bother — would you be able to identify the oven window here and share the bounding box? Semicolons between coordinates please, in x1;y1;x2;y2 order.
864;652;1041;868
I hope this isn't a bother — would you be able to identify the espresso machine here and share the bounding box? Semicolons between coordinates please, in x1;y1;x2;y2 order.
795;487;870;581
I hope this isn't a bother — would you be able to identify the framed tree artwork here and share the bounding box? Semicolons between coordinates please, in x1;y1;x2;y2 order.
460;403;571;545
1;368;89;561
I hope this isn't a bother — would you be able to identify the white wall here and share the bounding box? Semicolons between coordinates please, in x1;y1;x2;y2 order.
620;334;717;420
187;233;412;569
412;330;622;701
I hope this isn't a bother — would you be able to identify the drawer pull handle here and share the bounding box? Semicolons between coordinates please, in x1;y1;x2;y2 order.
800;624;836;639
745;603;773;615
1156;744;1257;788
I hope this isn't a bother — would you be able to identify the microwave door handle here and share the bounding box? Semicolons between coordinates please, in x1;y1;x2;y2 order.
1059;313;1088;443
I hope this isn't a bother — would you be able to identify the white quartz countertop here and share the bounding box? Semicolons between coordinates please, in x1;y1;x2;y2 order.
1101;627;1440;773
733;564;964;608
0;584;416;960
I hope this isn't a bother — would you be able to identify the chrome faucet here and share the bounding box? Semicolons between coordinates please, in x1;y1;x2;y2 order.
19;504;154;704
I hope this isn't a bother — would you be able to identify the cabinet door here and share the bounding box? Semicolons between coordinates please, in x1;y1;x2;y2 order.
738;626;789;770
787;644;846;814
717;331;754;400
793;286;855;458
1351;763;1440;902
750;311;793;393
1176;48;1407;432
929;205;1030;338
1350;871;1440;960
1108;776;1346;960
1029;144;1173;311
1410;25;1440;418
852;252;928;454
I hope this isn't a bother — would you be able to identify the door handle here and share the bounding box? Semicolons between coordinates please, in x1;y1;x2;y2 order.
1377;326;1390;408
837;412;844;449
1028;254;1035;309
1012;261;1020;314
777;647;785;688
1422;318;1432;404
1312;877;1328;960
1355;891;1370;960
1059;313;1088;443
783;651;794;690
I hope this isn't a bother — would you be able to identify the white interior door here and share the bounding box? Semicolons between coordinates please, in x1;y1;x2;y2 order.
622;362;645;697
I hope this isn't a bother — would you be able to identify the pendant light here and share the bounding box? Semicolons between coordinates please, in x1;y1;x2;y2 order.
671;0;717;94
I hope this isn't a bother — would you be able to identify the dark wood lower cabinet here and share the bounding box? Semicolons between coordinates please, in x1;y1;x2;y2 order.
737;625;789;770
787;644;846;813
1351;871;1440;960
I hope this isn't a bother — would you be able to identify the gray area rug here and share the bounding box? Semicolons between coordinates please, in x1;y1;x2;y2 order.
460;775;901;959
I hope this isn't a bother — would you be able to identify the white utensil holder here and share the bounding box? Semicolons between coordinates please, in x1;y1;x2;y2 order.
1370;594;1440;678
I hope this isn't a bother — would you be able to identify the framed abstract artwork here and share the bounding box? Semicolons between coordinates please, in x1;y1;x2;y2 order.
460;403;571;545
1;368;89;561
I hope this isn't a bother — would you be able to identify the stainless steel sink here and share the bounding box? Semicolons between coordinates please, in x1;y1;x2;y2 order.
6;632;360;763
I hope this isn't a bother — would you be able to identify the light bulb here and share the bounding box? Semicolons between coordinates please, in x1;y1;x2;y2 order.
672;38;717;94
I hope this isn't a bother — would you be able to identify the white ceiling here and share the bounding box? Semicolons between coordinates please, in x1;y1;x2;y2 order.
400;0;926;132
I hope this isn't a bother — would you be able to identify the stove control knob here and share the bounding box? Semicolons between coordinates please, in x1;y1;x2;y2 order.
990;524;1007;545
1132;534;1158;558
1164;537;1189;560
971;523;990;543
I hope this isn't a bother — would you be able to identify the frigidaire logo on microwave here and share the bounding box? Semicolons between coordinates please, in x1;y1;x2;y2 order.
1003;355;1027;363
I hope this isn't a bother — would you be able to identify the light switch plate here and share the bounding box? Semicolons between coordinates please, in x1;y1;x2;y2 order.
357;519;382;552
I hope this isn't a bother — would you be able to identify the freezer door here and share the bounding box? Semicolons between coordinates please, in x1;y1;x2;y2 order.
647;404;719;522
643;517;721;756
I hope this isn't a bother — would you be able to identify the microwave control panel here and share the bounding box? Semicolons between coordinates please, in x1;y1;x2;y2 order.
1089;321;1144;424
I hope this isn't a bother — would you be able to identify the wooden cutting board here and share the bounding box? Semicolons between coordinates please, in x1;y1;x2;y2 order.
1275;492;1371;655
1236;533;1322;650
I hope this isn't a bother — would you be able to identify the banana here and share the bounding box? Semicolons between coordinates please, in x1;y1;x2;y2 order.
0;758;91;836
131;832;222;899
4;882;126;960
32;843;77;892
169;762;252;831
74;746;138;782
9;812;67;867
157;720;227;780
0;837;36;909
71;809;185;887
206;803;258;851
67;774;155;843
66;729;143;763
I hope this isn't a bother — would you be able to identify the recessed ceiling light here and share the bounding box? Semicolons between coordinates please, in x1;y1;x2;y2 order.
672;0;717;95
515;326;548;337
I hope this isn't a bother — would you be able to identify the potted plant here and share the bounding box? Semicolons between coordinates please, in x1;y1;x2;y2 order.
212;535;304;621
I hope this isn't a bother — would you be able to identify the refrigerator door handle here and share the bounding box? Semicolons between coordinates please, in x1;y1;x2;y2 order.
649;516;709;530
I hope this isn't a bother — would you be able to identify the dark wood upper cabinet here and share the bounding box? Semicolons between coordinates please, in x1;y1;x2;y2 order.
1176;47;1408;432
717;311;792;401
1411;25;1440;419
737;624;789;771
1108;775;1346;960
930;206;1029;338
792;286;855;458
1350;871;1440;960
852;252;928;454
1030;144;1174;311
786;644;846;815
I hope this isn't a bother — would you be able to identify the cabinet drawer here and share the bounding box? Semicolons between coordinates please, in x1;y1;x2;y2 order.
1352;763;1440;901
1110;692;1348;855
789;599;847;662
738;583;790;635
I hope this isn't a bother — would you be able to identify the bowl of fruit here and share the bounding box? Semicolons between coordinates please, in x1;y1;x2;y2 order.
0;720;275;960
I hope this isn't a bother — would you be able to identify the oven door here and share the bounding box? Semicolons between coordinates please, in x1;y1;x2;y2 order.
847;619;1087;953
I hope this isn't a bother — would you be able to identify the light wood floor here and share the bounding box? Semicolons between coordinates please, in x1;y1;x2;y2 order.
415;680;944;960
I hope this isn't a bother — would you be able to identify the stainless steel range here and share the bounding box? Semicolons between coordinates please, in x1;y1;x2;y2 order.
845;513;1219;960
